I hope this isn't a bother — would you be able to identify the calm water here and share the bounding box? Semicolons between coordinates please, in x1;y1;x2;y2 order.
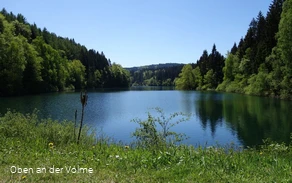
0;87;291;147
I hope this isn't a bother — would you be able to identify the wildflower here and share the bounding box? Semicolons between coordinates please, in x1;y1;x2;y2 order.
260;152;263;155
124;146;130;149
92;146;95;149
115;155;120;159
21;175;26;180
49;142;54;148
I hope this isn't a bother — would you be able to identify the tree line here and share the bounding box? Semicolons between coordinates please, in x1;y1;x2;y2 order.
176;0;291;99
128;63;184;86
175;44;224;90
0;9;130;96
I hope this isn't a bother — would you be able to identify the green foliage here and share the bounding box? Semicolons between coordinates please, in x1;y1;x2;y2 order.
93;69;102;87
176;44;224;91
223;53;240;81
192;66;203;88
109;63;131;87
32;36;67;91
128;64;183;87
0;110;94;147
244;71;269;96
12;20;31;40
175;64;196;90
218;0;292;99
276;0;292;98
277;0;292;72
22;40;43;93
202;69;215;90
131;108;189;150
216;80;229;91
0;11;130;96
0;19;27;95
0;110;292;182
68;60;86;89
162;78;173;86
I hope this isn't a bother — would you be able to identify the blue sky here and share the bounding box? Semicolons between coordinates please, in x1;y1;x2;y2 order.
2;0;271;67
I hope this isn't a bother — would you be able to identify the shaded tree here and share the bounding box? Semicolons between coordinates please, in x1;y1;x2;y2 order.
230;43;238;55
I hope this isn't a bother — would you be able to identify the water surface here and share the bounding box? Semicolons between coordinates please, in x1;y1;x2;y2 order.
1;87;291;147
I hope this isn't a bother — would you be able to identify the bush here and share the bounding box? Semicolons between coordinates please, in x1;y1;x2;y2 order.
131;108;190;150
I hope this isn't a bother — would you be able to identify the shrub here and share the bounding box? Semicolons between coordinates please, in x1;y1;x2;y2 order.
131;108;190;151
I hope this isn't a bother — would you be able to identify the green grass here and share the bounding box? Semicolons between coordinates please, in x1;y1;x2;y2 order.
0;110;292;183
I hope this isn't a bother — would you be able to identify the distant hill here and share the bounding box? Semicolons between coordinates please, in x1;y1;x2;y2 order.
125;63;185;86
125;63;185;72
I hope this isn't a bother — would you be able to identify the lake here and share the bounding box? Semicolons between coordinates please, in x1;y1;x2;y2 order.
0;87;291;148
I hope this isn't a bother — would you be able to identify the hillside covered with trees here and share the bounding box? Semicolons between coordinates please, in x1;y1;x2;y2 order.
0;9;130;96
175;44;225;90
175;0;292;99
126;63;184;86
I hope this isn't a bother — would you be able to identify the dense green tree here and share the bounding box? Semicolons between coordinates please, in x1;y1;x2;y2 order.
265;48;283;96
0;15;26;95
0;16;4;33
128;64;183;86
211;44;225;85
222;53;239;82
109;63;131;87
22;41;43;94
173;0;291;100
0;10;130;96
203;69;215;89
30;23;41;41
16;13;26;24
264;0;285;65
94;69;103;87
245;71;269;96
243;23;257;73
0;35;27;95
1;1;291;98
197;50;209;76
254;11;268;71
230;43;238;55
193;44;225;90
68;60;86;89
162;78;173;86
237;38;245;59
12;20;31;40
32;37;62;91
216;0;289;99
277;0;292;97
175;64;196;90
192;66;202;88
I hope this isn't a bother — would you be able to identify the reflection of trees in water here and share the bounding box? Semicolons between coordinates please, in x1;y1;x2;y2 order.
194;92;292;147
222;94;292;147
195;92;223;137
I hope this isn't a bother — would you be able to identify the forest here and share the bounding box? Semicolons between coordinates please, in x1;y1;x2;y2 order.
0;9;130;96
1;0;291;99
175;0;292;99
126;63;184;86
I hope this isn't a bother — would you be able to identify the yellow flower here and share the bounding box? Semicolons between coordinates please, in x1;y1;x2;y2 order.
49;142;54;148
21;175;26;180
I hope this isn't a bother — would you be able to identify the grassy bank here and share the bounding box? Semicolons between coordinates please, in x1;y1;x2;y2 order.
0;111;291;182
